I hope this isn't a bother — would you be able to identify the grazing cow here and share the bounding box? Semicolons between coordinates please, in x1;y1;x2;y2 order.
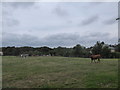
90;54;101;63
20;54;29;58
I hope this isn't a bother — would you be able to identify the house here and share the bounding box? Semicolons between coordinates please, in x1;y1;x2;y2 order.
109;47;115;53
102;44;116;53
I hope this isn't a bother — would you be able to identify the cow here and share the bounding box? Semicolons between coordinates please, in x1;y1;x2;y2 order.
20;54;29;58
90;54;101;63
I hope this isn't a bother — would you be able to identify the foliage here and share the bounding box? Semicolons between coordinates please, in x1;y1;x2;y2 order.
2;41;120;58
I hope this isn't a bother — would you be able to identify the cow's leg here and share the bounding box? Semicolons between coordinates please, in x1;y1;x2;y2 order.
93;59;95;63
91;60;93;63
95;59;97;63
98;58;100;63
94;59;96;63
94;59;97;63
91;58;93;63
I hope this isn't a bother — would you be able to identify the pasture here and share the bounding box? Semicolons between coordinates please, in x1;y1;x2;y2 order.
2;56;118;88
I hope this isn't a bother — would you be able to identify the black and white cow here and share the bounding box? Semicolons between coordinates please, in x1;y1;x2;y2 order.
20;54;29;58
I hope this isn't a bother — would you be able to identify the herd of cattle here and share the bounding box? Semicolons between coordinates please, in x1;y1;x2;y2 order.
20;54;101;63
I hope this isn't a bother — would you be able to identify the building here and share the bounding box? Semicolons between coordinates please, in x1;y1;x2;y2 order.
109;47;115;53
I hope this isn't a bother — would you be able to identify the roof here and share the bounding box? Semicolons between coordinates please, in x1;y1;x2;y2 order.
109;47;115;50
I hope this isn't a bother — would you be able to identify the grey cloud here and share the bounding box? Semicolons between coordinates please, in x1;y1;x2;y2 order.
87;32;109;38
2;2;34;27
2;10;10;16
53;6;68;17
2;32;117;47
42;33;80;47
67;20;73;24
89;2;103;6
3;18;20;27
3;2;35;9
80;15;99;26
2;33;79;47
79;32;117;47
103;18;117;25
2;2;35;17
2;33;40;47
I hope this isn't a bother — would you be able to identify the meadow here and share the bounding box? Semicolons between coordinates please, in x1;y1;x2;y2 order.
2;56;118;88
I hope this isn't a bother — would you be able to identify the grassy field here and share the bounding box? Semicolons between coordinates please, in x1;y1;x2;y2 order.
2;56;118;88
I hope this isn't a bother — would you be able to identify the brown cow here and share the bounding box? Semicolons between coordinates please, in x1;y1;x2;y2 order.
90;54;101;63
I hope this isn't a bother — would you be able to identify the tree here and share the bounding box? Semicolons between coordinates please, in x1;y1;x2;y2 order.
101;45;111;58
73;44;84;57
116;44;120;52
40;46;52;55
92;41;103;55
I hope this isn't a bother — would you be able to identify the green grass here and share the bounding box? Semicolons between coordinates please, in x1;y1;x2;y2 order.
2;56;118;88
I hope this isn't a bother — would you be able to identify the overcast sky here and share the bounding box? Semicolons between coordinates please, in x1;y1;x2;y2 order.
2;2;118;47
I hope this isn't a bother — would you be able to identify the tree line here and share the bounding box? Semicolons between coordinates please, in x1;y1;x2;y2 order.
2;41;120;58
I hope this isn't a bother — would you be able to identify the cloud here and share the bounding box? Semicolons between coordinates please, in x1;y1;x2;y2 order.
80;15;99;26
2;2;35;27
89;2;103;6
2;32;117;47
42;33;80;47
103;18;117;25
41;33;111;47
3;18;20;27
3;2;35;9
2;33;79;47
53;6;68;17
1;2;117;47
2;33;40;47
87;32;109;38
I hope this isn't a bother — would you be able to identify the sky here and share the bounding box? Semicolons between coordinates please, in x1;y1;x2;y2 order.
1;2;118;47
